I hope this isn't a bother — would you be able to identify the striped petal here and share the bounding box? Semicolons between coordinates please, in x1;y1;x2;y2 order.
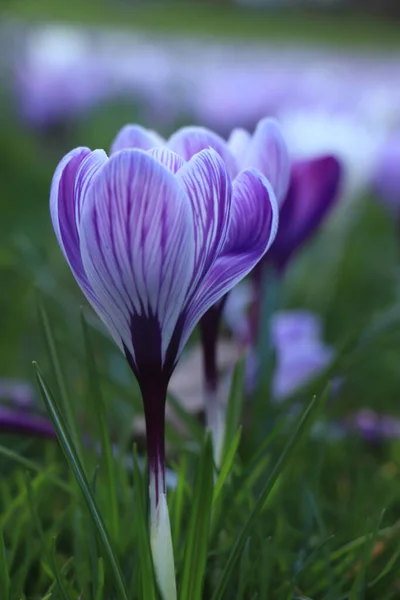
224;168;278;255
227;128;251;167
269;155;341;271
176;149;231;295
168;126;239;178
110;124;164;154
245;118;290;205
79;150;195;367
181;169;278;348
50;147;107;305
147;147;185;173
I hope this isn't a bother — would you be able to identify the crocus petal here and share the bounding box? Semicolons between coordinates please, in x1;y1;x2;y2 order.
147;147;185;173
110;124;164;154
245;118;290;205
227;128;251;167
80;150;195;366
270;155;341;271
50;147;107;305
224;168;278;255
181;169;278;348
0;407;56;439
176;149;231;294
271;310;323;346
168;126;239;178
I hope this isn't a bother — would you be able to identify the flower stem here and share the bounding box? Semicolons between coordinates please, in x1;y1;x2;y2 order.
141;381;177;600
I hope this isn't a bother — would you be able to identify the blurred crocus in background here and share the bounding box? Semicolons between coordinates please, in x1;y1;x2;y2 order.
50;132;278;598
226;122;342;396
278;108;385;201
224;287;336;400
270;310;335;401
373;133;400;216
0;379;54;438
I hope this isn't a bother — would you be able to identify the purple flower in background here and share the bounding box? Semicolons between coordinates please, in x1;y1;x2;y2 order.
226;122;342;358
346;409;400;442
50;133;278;594
0;407;55;439
271;310;334;401
267;156;342;272
373;134;400;214
228;126;342;273
0;379;54;439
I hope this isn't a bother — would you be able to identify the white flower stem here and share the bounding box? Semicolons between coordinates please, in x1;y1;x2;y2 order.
205;384;225;469
149;467;177;600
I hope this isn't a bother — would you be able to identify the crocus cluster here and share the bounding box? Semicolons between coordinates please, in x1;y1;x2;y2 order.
111;121;341;456
50;120;280;599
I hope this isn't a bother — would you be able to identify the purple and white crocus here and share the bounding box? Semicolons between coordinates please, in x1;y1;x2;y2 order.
111;120;341;462
111;119;289;464
50;131;278;598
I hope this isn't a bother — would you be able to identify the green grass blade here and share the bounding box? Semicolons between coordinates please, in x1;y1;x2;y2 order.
81;311;120;544
95;558;105;600
236;538;251;600
213;426;241;504
34;362;129;600
37;298;83;460
179;433;214;600
221;358;245;463
0;444;74;495
51;538;71;600
349;510;385;600
0;528;10;600
131;446;157;600
210;394;323;600
170;456;190;554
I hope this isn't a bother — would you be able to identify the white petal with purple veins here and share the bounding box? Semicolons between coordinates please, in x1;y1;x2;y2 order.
110;124;164;154
80;150;195;362
177;149;231;295
50;147;107;307
168;126;239;178
245;118;290;205
227;128;251;167
224;168;278;255
147;147;185;173
180;169;278;348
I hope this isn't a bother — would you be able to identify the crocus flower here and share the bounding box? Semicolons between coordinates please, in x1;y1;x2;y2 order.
50;136;278;598
270;311;335;401
373;134;400;215
110;119;287;465
224;292;336;399
346;409;400;442
277;107;384;201
227;126;342;274
226;123;342;367
0;406;56;439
